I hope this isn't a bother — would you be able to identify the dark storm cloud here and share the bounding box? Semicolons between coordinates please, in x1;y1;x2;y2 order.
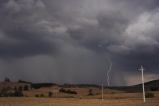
0;0;58;58
0;30;55;58
116;0;159;9
0;0;159;85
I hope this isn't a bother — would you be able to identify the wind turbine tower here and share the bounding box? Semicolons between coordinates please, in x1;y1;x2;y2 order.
101;83;104;101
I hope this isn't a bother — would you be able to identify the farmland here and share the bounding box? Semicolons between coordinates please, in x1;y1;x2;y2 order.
0;90;159;106
0;80;159;106
0;97;159;106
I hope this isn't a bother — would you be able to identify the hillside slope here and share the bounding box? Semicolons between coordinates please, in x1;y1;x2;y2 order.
109;79;159;92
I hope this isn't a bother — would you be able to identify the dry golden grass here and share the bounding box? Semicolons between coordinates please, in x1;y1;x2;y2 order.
23;86;124;98
1;86;159;106
0;97;158;106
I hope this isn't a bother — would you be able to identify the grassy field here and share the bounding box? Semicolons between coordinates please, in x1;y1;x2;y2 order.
0;96;159;106
0;82;159;106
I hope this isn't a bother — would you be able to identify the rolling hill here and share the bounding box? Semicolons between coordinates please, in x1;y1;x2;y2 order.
109;79;159;92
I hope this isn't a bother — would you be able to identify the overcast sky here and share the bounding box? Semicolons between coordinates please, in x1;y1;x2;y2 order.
0;0;159;86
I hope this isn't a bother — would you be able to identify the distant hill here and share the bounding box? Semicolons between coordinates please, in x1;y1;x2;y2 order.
0;81;31;91
31;83;58;89
18;80;32;84
109;79;159;92
60;84;100;88
31;83;100;89
0;79;158;92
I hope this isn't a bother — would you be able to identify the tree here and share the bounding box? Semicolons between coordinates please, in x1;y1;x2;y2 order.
24;85;29;91
4;77;10;82
145;92;154;98
14;86;17;91
150;87;158;91
59;88;65;92
14;89;24;97
18;86;23;91
0;88;9;97
88;89;93;96
59;88;77;94
35;94;39;97
40;94;44;97
48;91;53;97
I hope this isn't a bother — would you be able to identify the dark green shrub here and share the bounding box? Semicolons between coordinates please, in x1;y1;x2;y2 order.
145;92;154;98
35;94;39;97
18;86;23;91
40;94;44;97
59;88;77;94
14;90;24;97
48;92;53;97
88;89;93;96
24;85;29;91
59;88;65;92
66;89;77;94
150;87;158;91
